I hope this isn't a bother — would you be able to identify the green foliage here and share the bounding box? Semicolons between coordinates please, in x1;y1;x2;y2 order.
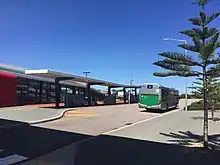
179;94;194;99
186;101;220;111
153;1;220;78
153;0;220;148
189;77;220;102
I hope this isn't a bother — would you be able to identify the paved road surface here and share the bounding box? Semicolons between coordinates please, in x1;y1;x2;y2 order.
0;99;200;165
0;107;70;124
0;103;158;164
20;99;220;165
35;104;159;135
35;99;194;135
107;110;220;145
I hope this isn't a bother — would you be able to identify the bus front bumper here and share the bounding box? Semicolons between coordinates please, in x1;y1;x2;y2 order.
138;103;161;109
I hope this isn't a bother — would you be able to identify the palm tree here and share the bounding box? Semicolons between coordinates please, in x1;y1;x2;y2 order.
153;0;220;149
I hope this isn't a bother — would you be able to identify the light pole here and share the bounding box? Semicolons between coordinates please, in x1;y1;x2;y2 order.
83;71;90;78
163;37;188;111
128;80;133;104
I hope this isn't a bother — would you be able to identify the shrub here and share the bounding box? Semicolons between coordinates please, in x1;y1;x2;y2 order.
185;101;220;111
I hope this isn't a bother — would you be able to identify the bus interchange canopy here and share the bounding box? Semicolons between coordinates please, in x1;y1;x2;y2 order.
25;69;141;108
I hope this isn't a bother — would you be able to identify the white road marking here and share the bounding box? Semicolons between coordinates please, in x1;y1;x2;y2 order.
0;154;28;165
103;108;181;134
25;108;183;164
72;109;181;146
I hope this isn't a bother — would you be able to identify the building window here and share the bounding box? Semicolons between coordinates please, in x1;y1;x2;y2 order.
16;77;83;105
60;84;67;102
16;77;29;105
75;87;78;94
78;87;85;95
67;85;73;94
28;80;40;103
48;83;55;102
16;78;41;104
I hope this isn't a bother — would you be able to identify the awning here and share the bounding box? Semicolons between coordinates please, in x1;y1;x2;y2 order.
25;69;125;87
123;85;141;88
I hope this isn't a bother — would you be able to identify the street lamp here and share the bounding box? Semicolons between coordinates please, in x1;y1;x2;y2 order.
163;37;188;111
83;71;90;78
128;80;133;104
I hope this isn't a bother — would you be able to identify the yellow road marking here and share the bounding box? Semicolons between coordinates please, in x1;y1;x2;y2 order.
64;110;95;114
49;112;99;123
65;113;99;117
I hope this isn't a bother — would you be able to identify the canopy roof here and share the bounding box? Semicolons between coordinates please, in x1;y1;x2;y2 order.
25;69;125;87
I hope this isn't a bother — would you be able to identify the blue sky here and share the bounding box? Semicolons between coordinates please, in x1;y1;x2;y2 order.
0;0;219;93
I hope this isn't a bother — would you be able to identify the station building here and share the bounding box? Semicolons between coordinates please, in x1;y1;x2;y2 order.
0;64;105;107
0;64;140;108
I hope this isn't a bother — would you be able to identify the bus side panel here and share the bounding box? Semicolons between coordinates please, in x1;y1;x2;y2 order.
0;72;17;107
161;87;179;110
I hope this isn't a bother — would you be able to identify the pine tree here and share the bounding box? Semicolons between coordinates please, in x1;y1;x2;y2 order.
189;77;220;120
153;0;220;149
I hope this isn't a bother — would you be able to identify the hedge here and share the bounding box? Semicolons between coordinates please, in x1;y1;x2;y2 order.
184;101;220;111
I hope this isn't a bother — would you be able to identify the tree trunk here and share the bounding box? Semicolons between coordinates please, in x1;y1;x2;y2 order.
209;95;214;121
211;100;214;121
203;68;209;149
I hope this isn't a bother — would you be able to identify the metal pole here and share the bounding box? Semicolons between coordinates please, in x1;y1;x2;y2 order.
83;71;90;78
129;80;133;104
128;89;130;104
184;41;188;111
185;77;188;111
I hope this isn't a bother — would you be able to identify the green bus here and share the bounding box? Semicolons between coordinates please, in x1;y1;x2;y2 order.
138;83;179;110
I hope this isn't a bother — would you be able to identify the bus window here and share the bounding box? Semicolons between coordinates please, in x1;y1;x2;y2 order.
162;88;169;99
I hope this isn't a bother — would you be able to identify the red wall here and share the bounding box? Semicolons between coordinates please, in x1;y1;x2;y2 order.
0;71;17;107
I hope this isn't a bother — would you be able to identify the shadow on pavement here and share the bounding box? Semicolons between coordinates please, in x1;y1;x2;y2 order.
140;107;178;114
74;134;220;165
0;118;91;164
0;118;27;128
160;131;220;149
192;116;220;122
1;118;220;165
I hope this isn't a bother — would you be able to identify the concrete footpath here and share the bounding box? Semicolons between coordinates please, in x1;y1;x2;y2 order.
0;106;72;125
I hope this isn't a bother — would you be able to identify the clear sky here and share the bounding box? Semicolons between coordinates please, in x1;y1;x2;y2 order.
0;0;219;93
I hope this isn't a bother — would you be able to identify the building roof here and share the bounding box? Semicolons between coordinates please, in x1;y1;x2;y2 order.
25;69;125;87
0;63;25;74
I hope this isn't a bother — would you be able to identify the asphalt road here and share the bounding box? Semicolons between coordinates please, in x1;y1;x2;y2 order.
34;104;159;135
0;103;159;164
20;99;220;165
1;99;199;164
